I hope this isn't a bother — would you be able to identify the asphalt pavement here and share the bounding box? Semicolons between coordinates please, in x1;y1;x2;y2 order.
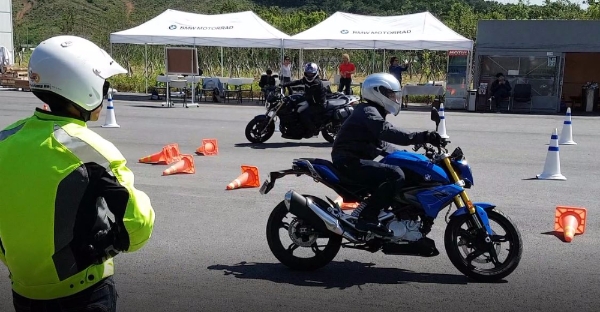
0;90;599;312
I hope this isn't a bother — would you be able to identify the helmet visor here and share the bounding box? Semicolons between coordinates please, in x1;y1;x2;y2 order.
380;87;402;104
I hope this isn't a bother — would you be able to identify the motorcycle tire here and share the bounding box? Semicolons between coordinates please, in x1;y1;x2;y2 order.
266;196;342;271
245;115;275;144
321;123;339;143
444;208;523;283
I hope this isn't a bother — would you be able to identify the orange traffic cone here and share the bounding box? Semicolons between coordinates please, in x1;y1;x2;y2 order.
139;144;181;164
226;165;260;190
334;196;360;211
162;154;195;176
195;139;218;156
554;206;587;242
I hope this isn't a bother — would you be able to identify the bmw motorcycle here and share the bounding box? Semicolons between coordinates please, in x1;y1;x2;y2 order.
259;108;523;282
245;87;359;144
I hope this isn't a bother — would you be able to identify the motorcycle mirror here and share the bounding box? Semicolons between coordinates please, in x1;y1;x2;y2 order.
430;108;441;127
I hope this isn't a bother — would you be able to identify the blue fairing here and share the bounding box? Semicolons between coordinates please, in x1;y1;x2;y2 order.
452;159;474;185
451;202;495;235
381;151;450;183
416;184;464;218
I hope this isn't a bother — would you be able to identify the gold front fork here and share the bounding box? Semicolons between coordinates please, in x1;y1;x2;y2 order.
442;157;476;215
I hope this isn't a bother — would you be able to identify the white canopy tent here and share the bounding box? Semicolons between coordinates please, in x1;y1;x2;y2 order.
109;9;292;94
110;9;291;48
283;11;473;50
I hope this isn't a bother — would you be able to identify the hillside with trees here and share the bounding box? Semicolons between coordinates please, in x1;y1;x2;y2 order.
11;0;600;93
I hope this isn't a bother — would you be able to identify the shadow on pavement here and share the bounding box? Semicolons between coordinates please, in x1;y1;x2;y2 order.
207;260;473;289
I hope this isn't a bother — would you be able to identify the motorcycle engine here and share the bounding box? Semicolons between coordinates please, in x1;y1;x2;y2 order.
386;219;423;241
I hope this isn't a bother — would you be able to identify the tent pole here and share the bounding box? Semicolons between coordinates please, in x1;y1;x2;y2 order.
144;43;148;94
191;42;196;105
220;46;224;77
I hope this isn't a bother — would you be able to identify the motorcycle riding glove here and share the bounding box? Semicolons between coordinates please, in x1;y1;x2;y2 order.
85;228;123;265
425;131;443;146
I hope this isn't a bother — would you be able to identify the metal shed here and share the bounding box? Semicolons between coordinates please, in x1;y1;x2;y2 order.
473;20;600;113
0;0;14;67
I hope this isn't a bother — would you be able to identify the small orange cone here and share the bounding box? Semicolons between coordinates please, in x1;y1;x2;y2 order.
334;196;360;211
226;165;260;190
162;154;195;176
195;139;218;156
554;206;587;242
139;143;181;164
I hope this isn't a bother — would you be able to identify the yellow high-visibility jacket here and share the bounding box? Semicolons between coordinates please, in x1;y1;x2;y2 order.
0;108;155;300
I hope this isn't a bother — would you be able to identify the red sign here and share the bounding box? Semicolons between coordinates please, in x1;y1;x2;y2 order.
448;50;469;56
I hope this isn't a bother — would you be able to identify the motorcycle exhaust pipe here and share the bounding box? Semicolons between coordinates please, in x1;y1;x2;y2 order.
284;190;359;243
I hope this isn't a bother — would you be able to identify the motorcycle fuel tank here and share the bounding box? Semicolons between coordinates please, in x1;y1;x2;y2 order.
381;151;450;184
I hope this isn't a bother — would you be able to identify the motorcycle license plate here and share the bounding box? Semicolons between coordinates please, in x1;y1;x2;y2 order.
267;111;275;118
259;179;270;194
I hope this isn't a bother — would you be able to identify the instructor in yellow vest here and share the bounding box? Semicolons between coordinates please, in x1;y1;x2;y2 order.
0;35;156;311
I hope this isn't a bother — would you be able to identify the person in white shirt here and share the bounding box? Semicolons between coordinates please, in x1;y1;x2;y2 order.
280;56;292;95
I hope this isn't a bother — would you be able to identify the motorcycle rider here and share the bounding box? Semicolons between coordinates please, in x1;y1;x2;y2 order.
280;62;327;138
331;73;443;237
0;35;155;311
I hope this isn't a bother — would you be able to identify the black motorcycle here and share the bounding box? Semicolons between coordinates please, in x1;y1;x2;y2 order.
245;87;359;144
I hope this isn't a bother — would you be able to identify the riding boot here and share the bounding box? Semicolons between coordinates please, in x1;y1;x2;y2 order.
299;110;316;138
355;182;395;237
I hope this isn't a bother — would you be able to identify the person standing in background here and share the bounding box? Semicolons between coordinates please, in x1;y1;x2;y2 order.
280;56;292;95
389;56;410;108
338;53;355;95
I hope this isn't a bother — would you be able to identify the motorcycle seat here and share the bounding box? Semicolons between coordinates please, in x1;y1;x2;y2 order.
294;158;364;186
325;99;348;109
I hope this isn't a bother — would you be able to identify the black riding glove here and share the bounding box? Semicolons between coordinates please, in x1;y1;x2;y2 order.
86;228;123;265
425;131;443;147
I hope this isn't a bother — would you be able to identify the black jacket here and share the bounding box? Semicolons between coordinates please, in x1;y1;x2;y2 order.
259;75;277;89
282;77;327;105
490;79;511;94
331;102;429;162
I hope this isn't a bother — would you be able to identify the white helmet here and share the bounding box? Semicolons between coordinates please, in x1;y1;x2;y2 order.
28;35;127;112
361;73;403;116
303;62;319;82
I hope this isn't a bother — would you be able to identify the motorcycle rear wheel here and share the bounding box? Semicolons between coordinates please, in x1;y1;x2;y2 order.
444;208;523;282
266;196;342;271
245;115;275;143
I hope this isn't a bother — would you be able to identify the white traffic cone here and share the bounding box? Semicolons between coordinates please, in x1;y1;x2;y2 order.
558;107;577;145
437;103;450;139
536;128;566;180
102;92;120;128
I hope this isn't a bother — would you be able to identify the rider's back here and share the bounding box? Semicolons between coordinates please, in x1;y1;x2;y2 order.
331;102;389;162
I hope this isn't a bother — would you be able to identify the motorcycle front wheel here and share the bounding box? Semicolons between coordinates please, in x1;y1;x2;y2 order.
444;208;523;282
245;115;275;143
266;196;342;271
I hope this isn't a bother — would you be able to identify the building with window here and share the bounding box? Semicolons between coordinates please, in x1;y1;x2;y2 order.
474;20;600;114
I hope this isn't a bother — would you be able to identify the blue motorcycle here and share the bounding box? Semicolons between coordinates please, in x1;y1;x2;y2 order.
260;108;523;282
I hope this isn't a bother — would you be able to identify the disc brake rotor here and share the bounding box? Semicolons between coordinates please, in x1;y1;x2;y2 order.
459;230;501;264
288;218;318;247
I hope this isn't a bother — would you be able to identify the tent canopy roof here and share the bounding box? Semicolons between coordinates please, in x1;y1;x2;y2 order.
110;9;290;48
284;11;473;51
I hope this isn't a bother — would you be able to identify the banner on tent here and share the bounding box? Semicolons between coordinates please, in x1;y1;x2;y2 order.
340;29;412;35
168;25;234;31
